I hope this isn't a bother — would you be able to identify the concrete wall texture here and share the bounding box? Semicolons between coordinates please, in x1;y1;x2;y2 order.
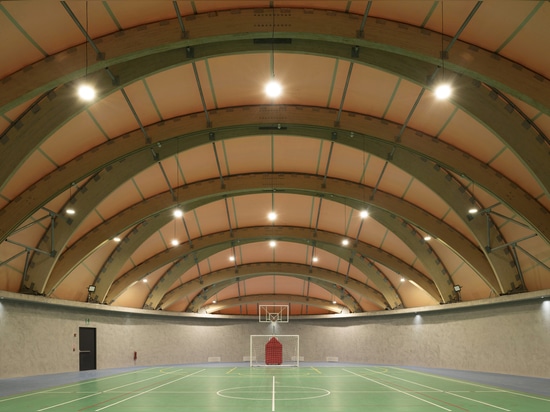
1;295;549;379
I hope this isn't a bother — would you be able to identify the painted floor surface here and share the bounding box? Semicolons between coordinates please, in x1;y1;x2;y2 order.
1;366;549;412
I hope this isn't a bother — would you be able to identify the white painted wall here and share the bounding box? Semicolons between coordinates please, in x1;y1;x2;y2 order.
1;293;549;379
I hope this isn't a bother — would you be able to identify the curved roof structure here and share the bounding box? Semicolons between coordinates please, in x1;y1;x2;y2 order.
1;1;549;317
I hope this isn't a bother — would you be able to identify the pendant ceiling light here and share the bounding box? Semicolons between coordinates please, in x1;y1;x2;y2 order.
434;2;452;100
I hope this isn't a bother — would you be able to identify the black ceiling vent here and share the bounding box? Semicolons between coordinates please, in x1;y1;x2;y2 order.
253;38;292;44
259;125;287;130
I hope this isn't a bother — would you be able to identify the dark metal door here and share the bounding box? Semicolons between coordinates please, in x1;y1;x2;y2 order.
79;327;97;371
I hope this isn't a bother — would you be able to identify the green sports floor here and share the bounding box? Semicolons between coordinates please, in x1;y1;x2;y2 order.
1;365;549;412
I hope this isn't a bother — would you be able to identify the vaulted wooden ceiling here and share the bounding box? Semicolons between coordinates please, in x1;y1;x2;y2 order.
0;1;549;317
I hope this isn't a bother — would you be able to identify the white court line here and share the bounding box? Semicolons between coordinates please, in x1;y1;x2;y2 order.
365;367;510;411
35;368;190;411
446;391;510;411
272;376;276;412
95;369;205;411
394;367;550;403
343;369;452;411
0;369;146;404
37;393;101;411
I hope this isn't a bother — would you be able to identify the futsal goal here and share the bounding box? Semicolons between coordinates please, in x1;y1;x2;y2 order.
249;335;300;367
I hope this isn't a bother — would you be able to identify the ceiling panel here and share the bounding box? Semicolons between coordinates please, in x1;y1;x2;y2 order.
94;179;147;221
0;7;44;78
0;150;57;200
223;136;273;175
383;79;424;125
87;91;140;139
440;110;505;162
40;111;106;166
208;54;271;108
344;65;399;119
178;145;221;183
106;1;179;28
497;2;550;78
144;65;204;121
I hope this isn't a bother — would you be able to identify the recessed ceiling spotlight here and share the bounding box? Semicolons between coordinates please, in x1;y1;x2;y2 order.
113;237;121;242
142;279;148;283
434;83;451;100
173;208;183;218
424;235;432;241
342;239;350;246
265;80;282;98
78;84;96;101
66;208;76;215
171;239;179;246
268;211;277;221
400;277;406;282
468;207;479;214
360;210;369;219
312;257;319;263
269;240;277;248
229;256;235;262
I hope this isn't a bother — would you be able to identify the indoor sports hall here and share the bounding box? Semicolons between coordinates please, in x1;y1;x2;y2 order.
1;1;549;411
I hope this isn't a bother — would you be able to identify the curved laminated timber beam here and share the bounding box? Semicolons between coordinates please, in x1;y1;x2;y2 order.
2;7;547;313
197;294;348;315
165;263;380;313
13;107;528;299
183;266;362;313
1;10;548;202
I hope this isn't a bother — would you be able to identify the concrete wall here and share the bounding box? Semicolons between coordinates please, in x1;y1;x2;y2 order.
1;293;549;379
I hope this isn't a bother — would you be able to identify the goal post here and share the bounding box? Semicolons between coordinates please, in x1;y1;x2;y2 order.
249;335;300;367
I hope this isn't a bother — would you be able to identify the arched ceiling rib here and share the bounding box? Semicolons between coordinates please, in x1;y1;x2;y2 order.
1;8;548;114
183;267;362;313
1;12;549;199
4;106;549;247
20;115;523;299
199;294;347;315
43;172;485;298
1;3;549;317
158;262;390;312
45;173;488;300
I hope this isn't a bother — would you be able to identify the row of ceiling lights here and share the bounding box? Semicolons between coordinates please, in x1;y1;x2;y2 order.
69;203;441;245
72;71;456;248
78;77;452;102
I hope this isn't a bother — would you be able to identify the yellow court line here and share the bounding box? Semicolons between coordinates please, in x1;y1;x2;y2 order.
361;367;388;374
226;367;237;374
310;367;322;374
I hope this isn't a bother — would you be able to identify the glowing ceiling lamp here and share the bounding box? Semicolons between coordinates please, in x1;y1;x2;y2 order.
434;3;451;100
78;2;96;102
265;80;282;98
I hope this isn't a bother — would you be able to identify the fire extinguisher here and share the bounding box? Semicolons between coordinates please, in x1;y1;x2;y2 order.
134;351;137;361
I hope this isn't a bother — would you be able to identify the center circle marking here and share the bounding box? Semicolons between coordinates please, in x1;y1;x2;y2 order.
217;385;331;401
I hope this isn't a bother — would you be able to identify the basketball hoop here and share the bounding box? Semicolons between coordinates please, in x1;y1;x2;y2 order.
259;305;289;323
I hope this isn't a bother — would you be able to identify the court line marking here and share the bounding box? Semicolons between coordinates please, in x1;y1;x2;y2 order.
446;391;510;411
272;376;275;411
365;367;510;411
216;385;331;401
393;367;550;403
95;369;205;411
37;393;100;411
343;368;452;411
36;368;191;411
0;369;147;404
